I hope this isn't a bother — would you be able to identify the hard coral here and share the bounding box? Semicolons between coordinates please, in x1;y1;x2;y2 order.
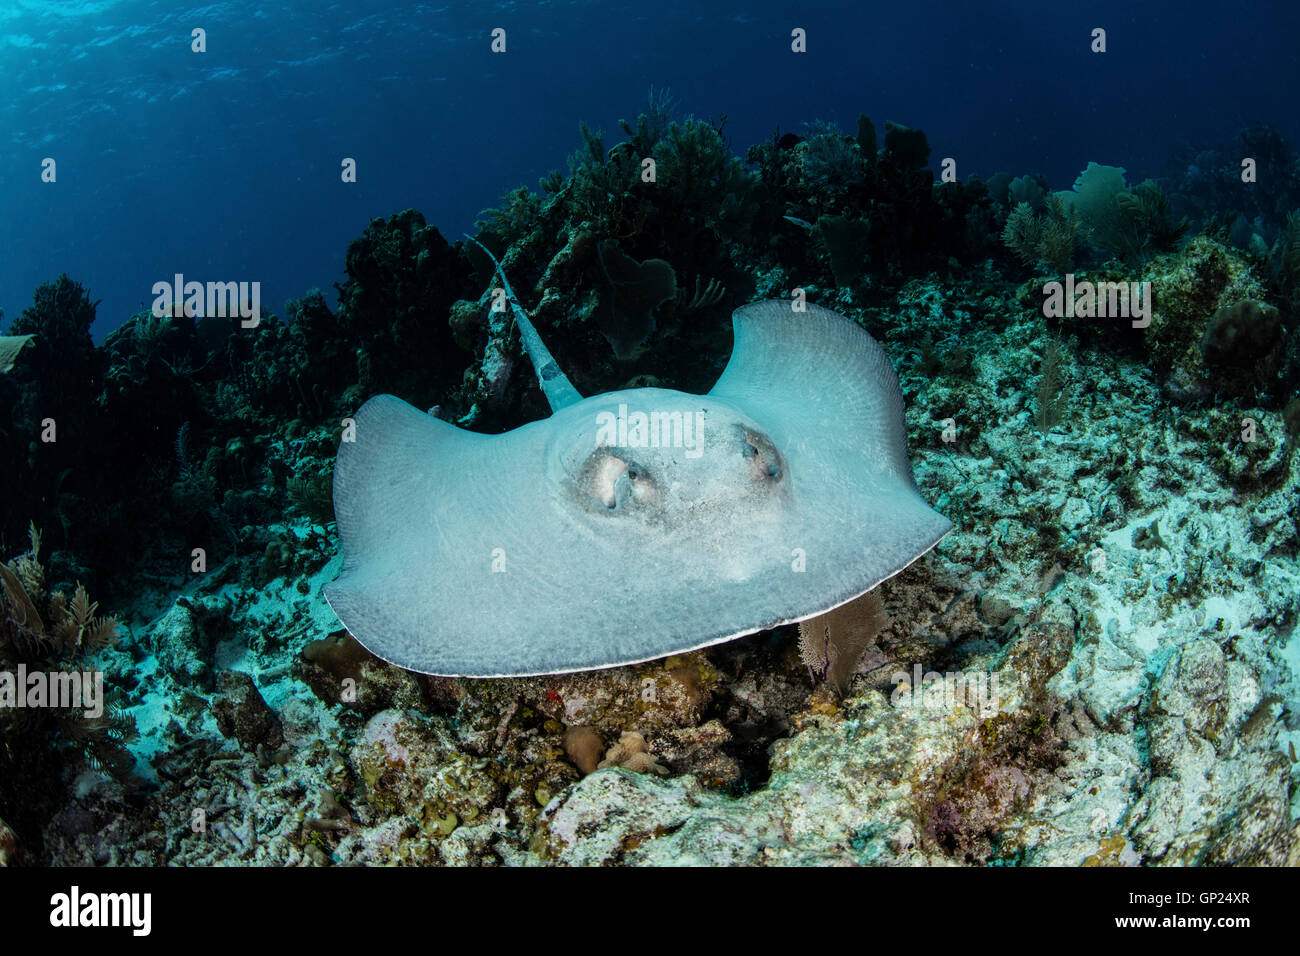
562;725;603;775
212;670;284;752
598;732;668;775
1200;299;1285;398
1143;236;1269;399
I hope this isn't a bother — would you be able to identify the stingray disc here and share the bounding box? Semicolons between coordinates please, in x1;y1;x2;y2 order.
325;300;951;676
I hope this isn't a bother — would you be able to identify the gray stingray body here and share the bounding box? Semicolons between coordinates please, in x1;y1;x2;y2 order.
324;295;951;677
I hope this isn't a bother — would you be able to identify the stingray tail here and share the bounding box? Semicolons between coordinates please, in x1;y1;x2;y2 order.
465;234;583;412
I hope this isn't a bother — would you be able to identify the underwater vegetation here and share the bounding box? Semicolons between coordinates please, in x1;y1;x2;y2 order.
1;526;135;863
2;95;1300;866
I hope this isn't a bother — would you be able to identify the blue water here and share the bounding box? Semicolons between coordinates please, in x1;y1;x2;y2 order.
2;0;1297;339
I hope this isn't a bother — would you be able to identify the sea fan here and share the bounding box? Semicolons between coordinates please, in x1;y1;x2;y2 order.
798;590;889;692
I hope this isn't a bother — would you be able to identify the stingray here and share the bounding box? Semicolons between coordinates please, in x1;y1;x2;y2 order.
323;241;951;677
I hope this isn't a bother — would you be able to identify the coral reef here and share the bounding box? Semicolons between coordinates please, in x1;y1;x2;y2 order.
30;253;1295;867
1058;163;1186;265
0;527;135;861
1141;235;1271;400
3;106;1298;868
1162;124;1300;245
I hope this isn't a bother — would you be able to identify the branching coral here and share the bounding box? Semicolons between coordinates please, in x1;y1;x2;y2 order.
564;122;648;241
476;186;547;252
0;525;136;860
677;275;726;313
1034;339;1069;432
617;85;678;156
1002;195;1078;274
287;471;335;528
0;526;120;660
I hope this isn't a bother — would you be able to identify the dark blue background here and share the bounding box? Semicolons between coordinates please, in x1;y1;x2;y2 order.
2;0;1297;339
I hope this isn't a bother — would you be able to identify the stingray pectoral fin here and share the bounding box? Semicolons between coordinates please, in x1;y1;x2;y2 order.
710;301;916;485
324;393;491;670
709;299;952;568
330;394;471;575
325;392;597;677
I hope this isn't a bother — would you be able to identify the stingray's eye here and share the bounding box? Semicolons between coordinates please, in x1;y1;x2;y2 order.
741;428;784;481
578;450;658;511
585;452;628;509
614;458;660;510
